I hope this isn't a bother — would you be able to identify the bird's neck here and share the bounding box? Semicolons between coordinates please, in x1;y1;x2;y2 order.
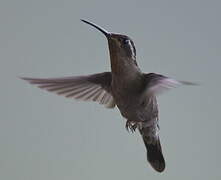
110;55;141;77
107;41;142;85
109;56;142;92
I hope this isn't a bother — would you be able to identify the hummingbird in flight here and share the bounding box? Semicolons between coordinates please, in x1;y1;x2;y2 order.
22;19;195;172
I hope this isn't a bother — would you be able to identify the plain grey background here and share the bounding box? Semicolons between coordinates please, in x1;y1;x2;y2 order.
0;0;220;179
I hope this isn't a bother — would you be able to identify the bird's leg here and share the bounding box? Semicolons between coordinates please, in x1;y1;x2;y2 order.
125;120;144;132
125;120;138;133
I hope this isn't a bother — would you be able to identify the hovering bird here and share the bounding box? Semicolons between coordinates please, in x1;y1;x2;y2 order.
22;20;195;172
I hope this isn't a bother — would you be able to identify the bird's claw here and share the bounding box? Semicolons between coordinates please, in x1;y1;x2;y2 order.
125;121;137;133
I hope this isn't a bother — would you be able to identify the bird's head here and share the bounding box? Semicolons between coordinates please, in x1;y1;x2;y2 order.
81;19;137;63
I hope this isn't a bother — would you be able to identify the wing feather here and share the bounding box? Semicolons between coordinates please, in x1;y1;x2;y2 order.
21;72;115;108
144;73;197;95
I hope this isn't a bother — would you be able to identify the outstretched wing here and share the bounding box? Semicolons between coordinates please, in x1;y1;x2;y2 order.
144;73;197;95
21;72;115;108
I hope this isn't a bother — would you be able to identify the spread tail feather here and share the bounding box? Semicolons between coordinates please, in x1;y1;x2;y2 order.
142;136;165;172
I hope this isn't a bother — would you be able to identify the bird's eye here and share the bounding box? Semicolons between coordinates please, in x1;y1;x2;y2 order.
122;38;129;45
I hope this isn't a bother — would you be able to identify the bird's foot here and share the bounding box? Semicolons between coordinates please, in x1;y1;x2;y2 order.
125;121;138;133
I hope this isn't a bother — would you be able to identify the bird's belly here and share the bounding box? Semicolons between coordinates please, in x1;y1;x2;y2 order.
115;96;158;127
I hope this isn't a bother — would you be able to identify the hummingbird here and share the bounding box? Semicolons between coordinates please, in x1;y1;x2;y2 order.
22;19;195;172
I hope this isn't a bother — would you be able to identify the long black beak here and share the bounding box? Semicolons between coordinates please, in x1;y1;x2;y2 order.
81;19;110;38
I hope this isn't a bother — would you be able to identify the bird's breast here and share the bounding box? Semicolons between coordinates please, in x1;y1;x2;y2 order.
112;85;158;125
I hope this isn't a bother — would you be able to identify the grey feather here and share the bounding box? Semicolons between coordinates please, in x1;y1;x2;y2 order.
144;73;197;95
21;72;115;108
